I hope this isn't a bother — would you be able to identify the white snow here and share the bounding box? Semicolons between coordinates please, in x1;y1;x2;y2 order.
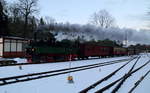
0;54;149;93
13;58;27;63
0;58;27;63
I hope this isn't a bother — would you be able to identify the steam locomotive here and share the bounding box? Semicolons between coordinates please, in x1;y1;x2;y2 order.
26;40;129;63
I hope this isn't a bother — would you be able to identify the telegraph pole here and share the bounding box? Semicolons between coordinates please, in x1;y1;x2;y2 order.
125;30;128;47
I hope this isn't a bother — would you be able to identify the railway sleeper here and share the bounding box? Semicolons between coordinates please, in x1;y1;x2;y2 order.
2;80;7;84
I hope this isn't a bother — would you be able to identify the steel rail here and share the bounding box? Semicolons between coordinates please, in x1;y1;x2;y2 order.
0;57;134;86
95;59;150;93
79;57;136;93
128;70;150;93
111;56;141;93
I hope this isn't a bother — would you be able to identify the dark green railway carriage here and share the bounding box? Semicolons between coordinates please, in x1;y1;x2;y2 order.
26;45;78;63
34;46;72;54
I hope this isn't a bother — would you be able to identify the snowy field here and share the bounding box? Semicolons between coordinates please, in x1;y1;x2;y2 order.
0;54;150;93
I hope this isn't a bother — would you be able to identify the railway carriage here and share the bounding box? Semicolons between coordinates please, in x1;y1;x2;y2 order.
113;47;127;56
78;44;113;59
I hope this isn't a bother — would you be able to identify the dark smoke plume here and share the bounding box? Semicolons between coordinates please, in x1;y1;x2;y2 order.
37;23;150;45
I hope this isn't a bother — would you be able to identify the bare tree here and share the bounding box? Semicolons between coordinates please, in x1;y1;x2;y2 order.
17;0;38;37
89;9;115;28
9;3;21;23
0;0;9;36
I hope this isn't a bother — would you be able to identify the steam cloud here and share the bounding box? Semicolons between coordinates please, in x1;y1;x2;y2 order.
38;23;150;45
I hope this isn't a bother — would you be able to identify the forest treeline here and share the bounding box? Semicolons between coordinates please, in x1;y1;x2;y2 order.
1;0;150;48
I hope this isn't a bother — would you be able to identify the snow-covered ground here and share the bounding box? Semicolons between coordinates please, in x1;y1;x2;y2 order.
0;58;27;63
0;54;149;93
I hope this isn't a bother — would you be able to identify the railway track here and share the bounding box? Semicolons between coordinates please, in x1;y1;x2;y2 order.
0;57;135;86
128;69;150;93
79;57;138;93
0;56;133;67
94;57;150;93
111;56;140;93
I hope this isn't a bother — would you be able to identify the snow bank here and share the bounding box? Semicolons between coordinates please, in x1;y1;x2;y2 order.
13;58;27;63
0;57;27;63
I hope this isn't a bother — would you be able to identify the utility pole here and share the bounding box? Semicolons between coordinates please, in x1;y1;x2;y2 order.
125;30;128;47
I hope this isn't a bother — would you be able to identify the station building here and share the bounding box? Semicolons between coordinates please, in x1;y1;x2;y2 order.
0;37;28;58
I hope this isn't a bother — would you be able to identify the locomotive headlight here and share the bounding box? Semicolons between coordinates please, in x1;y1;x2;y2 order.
32;48;35;51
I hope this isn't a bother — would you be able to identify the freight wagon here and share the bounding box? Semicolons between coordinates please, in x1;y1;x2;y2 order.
113;47;127;56
78;44;113;59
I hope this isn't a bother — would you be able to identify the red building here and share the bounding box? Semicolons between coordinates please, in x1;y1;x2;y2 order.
0;37;28;58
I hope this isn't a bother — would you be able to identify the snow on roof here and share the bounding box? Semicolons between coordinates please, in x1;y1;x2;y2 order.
0;36;29;41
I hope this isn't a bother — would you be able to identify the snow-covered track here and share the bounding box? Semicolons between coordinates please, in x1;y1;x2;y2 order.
79;57;137;93
111;56;141;93
0;57;135;86
95;56;150;93
128;69;150;93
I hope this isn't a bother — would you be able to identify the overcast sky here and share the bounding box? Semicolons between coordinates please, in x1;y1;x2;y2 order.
7;0;150;30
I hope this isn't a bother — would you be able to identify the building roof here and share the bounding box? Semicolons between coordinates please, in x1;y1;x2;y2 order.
0;36;29;41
